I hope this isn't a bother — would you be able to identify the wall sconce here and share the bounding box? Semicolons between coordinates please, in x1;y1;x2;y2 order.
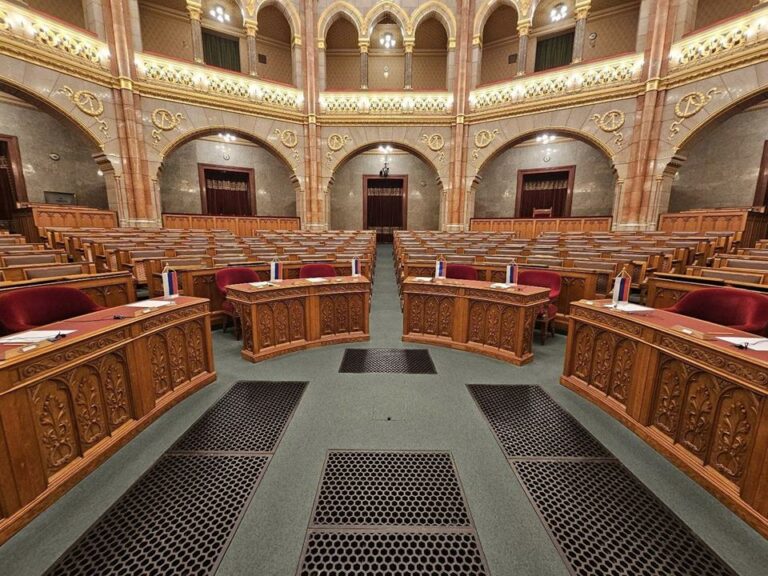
380;32;396;49
589;32;598;47
383;65;390;79
209;5;231;23
550;3;568;23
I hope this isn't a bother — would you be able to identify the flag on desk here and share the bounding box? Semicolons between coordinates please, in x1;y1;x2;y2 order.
506;260;519;285
435;255;447;279
162;267;179;298
270;259;283;281
351;257;361;277
612;267;631;305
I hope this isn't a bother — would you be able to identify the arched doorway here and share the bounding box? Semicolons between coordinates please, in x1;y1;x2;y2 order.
0;87;108;223
159;131;298;217
329;144;442;239
473;132;616;219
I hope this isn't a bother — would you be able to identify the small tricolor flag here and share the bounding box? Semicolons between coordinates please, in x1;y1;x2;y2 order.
351;257;361;277
270;259;283;281
612;267;631;305
506;261;519;285
162;267;179;298
435;256;446;279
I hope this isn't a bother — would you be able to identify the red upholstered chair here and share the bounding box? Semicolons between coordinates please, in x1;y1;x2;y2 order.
446;264;478;281
664;288;768;335
0;286;104;335
215;267;261;338
299;263;337;278
519;269;562;344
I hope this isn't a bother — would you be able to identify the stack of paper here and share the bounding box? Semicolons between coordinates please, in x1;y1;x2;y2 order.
605;303;653;313
125;300;175;308
0;330;75;344
306;277;328;283
489;283;514;289
716;337;768;351
413;277;433;282
249;281;273;288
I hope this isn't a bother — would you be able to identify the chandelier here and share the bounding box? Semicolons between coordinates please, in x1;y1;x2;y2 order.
209;5;231;23
550;3;568;22
380;32;396;49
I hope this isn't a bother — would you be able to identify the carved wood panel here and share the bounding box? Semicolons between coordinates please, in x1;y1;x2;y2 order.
320;294;364;336
407;295;453;337
256;300;306;348
467;301;519;351
573;324;596;381
148;333;172;398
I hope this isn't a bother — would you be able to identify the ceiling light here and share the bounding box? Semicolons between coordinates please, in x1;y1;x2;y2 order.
218;132;236;142
536;134;556;144
380;32;395;49
209;5;231;23
550;3;568;22
378;145;393;154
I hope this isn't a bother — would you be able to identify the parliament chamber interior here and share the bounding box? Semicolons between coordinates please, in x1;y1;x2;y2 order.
2;0;768;574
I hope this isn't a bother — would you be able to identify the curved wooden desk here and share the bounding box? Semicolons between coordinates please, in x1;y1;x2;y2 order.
0;296;216;544
401;277;550;365
562;300;768;537
226;276;370;362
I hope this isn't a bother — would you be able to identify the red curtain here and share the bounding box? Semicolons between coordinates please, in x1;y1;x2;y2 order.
205;176;251;216
366;180;404;243
519;177;568;218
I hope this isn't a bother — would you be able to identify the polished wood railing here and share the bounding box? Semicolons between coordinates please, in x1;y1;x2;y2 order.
469;217;612;237
161;214;301;234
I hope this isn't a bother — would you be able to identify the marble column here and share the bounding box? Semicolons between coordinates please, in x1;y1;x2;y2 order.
404;40;414;90
516;22;531;76
245;19;258;76
359;40;369;90
186;1;204;64
317;40;326;91
572;2;591;64
446;41;456;90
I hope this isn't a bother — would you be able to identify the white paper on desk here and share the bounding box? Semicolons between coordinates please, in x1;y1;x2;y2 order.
305;277;328;283
490;283;514;289
125;300;175;308
0;330;76;344
249;281;272;288
605;303;653;313
413;277;432;282
717;337;768;351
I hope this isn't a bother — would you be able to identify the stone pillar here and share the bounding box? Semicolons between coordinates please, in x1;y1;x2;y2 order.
186;0;204;64
446;40;456;90
127;0;142;52
572;1;591;64
359;40;369;90
292;35;304;89
82;0;105;39
302;0;324;230
317;39;327;91
470;37;482;88
516;21;531;76
245;19;258;76
404;39;414;90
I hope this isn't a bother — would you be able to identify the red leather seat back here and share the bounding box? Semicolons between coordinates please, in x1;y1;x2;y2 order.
519;269;562;300
299;264;337;278
0;286;104;335
446;264;478;281
214;267;261;297
665;287;768;335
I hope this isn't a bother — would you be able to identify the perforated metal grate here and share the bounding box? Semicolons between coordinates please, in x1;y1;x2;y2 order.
312;451;470;527
468;384;610;459
297;530;489;576
45;454;269;576
512;460;736;576
172;381;307;453
339;348;437;374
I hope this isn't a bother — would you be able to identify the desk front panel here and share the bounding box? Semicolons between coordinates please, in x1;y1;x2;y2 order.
562;302;768;537
0;297;216;544
402;279;549;366
227;278;370;362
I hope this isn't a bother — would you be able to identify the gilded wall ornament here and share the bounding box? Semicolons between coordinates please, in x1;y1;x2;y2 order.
592;110;626;149
326;133;350;166
150;108;183;143
471;129;499;169
58;86;108;136
420;133;446;164
275;128;300;160
669;88;721;141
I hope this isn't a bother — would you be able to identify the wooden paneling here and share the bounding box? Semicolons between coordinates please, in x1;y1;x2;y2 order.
658;208;768;248
162;213;301;234
562;302;768;538
469;216;612;237
0;297;216;544
11;205;118;243
0;271;136;307
227;277;370;362
402;278;550;365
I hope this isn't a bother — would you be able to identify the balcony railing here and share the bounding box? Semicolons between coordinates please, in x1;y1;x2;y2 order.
669;9;768;70
135;53;304;112
0;1;110;70
468;53;644;113
319;92;454;116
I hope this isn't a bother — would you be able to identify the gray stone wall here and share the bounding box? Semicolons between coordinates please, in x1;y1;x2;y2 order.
474;138;616;218
0;99;107;208
670;104;768;212
159;138;297;216
330;151;441;231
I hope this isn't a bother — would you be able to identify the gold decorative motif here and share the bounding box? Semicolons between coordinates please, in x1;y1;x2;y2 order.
669;11;762;69
669;88;721;141
58;86;108;136
420;133;446;164
326;133;350;166
150;108;184;143
591;109;625;149
471;129;499;168
319;92;453;116
275;128;300;161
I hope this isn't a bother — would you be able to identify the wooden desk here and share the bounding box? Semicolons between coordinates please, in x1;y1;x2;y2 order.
561;301;768;537
401;278;550;366
0;271;137;307
226;276;370;363
0;296;216;544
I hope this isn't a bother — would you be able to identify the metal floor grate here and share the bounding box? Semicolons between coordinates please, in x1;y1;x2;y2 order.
339;348;437;374
311;451;471;527
46;381;307;575
45;454;269;576
172;381;307;453
297;530;489;576
468;384;611;459
512;460;736;576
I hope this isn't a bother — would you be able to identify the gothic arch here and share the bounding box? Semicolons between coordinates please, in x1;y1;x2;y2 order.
473;0;525;40
317;1;364;42
249;0;302;40
410;2;457;42
362;2;410;39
